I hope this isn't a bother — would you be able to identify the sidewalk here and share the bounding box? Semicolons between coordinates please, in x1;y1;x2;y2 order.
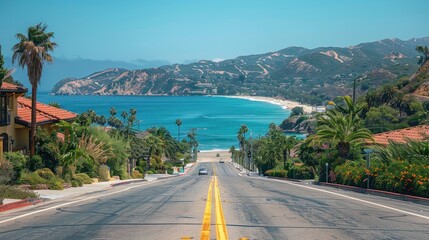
0;175;175;213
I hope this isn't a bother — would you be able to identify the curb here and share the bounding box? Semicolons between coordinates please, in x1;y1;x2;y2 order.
110;179;147;187
319;182;429;205
265;176;302;182
0;198;43;212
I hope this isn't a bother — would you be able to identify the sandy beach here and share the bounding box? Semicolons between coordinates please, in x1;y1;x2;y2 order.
197;150;231;163
219;95;313;113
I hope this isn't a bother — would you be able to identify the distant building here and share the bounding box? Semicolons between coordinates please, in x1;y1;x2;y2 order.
0;83;77;158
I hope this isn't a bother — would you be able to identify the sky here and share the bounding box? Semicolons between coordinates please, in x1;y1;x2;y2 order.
1;0;428;64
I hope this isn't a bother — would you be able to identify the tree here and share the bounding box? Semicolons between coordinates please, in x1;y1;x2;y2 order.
143;134;165;172
148;126;176;160
175;119;182;141
309;106;373;159
416;45;429;66
12;23;57;157
237;125;248;165
290;106;304;117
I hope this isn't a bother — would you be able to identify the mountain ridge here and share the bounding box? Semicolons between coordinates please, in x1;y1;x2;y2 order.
52;37;429;104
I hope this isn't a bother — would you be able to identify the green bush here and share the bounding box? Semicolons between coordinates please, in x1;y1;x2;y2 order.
0;185;38;203
48;180;64;190
287;165;315;179
99;164;110;181
131;170;143;179
0;160;14;184
4;152;27;183
28;154;43;171
71;179;83;187
265;170;287;178
334;159;429;198
20;169;64;190
74;173;93;184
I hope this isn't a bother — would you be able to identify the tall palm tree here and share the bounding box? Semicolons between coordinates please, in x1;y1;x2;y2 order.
143;134;165;172
310;110;373;159
175;119;182;141
12;23;57;157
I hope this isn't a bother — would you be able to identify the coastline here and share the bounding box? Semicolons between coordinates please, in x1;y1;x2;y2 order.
216;95;313;113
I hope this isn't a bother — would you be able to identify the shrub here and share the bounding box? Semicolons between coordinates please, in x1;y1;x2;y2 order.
71;179;83;187
0;160;14;184
48;180;64;190
37;168;56;180
265;170;287;178
287;165;315;179
99;164;110;181
28;155;43;171
74;173;93;184
4;152;27;183
0;185;38;203
131;170;143;179
20;169;64;190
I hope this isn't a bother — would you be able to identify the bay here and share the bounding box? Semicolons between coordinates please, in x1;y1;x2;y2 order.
38;94;291;150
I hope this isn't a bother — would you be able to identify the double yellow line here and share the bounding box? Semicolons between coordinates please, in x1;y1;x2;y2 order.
200;163;229;240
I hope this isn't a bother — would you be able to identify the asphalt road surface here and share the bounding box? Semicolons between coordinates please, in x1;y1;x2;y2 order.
1;161;428;240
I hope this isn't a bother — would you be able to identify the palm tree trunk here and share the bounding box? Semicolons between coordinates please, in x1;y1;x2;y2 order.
30;84;37;157
283;149;287;170
146;147;153;172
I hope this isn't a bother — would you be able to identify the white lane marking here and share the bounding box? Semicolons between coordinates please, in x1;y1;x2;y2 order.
266;178;429;221
0;180;162;225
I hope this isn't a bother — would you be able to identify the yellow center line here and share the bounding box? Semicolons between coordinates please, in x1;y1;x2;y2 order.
200;177;214;240
200;161;229;240
214;176;229;240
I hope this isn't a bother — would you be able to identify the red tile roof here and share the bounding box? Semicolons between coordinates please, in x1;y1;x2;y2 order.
372;125;429;145
16;97;77;126
0;82;27;92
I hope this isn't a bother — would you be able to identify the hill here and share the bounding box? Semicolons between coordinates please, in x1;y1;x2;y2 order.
4;57;169;92
52;37;429;105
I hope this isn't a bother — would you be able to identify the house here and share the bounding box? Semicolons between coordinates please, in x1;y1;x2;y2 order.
371;125;429;145
0;82;77;159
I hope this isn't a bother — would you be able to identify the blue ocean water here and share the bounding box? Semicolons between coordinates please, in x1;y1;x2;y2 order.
38;94;292;150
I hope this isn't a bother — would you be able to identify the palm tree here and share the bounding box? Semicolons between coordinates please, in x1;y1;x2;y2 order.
277;134;298;171
148;126;176;160
143;134;165;172
310;109;373;159
175;119;182;141
391;91;408;117
229;146;236;161
237;124;248;152
379;84;397;105
12;23;57;157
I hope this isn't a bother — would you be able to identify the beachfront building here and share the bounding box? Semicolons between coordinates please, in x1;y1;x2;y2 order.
0;82;77;159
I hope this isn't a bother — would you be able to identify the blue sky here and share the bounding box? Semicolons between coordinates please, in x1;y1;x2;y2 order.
1;0;428;64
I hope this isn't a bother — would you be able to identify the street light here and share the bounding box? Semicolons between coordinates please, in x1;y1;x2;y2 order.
363;148;374;189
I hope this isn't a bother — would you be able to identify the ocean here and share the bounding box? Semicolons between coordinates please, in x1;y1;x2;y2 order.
38;94;293;150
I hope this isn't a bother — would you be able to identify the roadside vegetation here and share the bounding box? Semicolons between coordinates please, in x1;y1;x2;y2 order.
0;108;196;201
232;46;429;198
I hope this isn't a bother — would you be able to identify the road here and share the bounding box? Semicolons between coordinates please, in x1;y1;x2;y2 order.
0;161;428;240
